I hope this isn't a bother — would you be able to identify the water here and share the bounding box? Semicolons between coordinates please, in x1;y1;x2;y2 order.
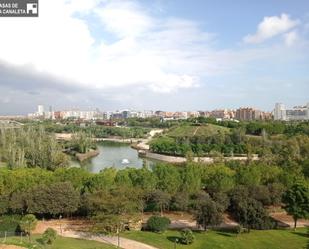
71;141;155;173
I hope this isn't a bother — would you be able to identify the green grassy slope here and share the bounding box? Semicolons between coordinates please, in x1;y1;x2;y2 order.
3;235;116;249
123;228;308;249
167;124;230;138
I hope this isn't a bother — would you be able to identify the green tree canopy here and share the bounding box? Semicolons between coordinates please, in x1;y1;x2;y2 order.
282;181;309;229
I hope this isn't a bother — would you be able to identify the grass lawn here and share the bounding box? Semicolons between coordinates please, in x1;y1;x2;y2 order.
167;124;230;138
2;235;116;249
122;228;308;249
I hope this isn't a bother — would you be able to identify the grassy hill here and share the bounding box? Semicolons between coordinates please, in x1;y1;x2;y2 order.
123;228;308;249
166;124;230;138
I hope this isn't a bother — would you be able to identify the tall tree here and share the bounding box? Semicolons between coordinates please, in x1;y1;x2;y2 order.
193;192;224;231
282;181;309;229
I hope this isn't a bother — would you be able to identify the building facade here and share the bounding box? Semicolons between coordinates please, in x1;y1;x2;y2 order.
274;103;309;121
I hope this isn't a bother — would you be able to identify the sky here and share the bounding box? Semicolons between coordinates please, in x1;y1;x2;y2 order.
0;0;308;115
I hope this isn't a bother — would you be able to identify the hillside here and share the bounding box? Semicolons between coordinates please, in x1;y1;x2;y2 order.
166;124;230;138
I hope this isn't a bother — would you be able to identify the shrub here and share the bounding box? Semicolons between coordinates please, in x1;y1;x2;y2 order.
0;215;21;233
19;214;37;235
180;228;195;245
42;228;57;245
146;216;171;232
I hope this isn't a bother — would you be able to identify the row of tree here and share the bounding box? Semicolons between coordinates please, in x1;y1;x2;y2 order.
0;127;68;170
1;161;308;230
150;125;309;167
41;122;149;138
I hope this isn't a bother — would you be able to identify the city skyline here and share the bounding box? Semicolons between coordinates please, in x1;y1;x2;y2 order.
0;0;309;114
17;102;308;122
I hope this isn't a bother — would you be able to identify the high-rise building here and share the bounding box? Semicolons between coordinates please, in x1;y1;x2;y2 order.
236;108;254;121
235;107;265;121
37;105;44;116
274;103;286;121
274;103;309;121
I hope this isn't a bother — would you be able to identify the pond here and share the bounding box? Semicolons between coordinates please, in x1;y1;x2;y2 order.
71;141;156;173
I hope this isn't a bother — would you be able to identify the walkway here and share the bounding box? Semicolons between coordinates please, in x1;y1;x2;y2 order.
60;230;159;249
34;220;158;249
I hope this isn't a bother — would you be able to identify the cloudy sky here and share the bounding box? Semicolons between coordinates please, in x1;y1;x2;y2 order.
0;0;308;114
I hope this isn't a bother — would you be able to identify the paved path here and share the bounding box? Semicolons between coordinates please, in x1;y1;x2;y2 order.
61;230;159;249
193;126;200;136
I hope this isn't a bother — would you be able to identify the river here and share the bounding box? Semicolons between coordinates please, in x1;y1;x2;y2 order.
71;141;155;173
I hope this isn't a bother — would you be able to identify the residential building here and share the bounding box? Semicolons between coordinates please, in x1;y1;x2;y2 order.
236;107;262;121
274;103;309;121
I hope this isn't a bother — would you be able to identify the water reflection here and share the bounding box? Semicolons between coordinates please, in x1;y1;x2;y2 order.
71;141;155;173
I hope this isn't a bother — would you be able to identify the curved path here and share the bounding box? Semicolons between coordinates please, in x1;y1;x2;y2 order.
34;220;159;249
60;230;159;249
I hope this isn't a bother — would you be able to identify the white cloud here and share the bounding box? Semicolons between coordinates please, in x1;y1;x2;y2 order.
244;13;300;44
284;31;299;47
0;0;212;93
95;0;154;38
0;2;305;96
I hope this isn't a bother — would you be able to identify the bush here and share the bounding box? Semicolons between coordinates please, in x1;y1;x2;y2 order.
0;215;21;233
146;216;171;232
180;228;195;245
42;228;57;245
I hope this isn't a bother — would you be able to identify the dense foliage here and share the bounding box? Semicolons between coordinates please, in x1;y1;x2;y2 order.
42;121;149;138
150;123;309;167
0;119;308;235
0;127;69;170
146;216;171;232
0;157;308;232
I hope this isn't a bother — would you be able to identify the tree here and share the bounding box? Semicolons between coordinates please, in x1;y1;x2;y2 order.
229;186;274;230
146;216;171;233
27;182;80;217
92;213;126;246
154;164;181;194
19;214;37;241
171;192;189;211
193;192;223;231
282;182;309;230
0;194;9;215
181;163;202;194
128;167;157;192
70;132;96;154
180;229;195;245
84;186;143;216
42;228;57;245
147;190;171;216
202;165;235;194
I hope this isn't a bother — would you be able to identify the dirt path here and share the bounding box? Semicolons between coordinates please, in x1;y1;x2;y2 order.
193;126;200;136
134;129;164;150
0;245;26;249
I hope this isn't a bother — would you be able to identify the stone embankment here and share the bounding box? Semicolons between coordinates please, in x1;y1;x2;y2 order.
75;149;100;162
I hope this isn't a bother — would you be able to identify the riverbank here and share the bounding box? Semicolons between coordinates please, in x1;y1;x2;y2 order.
57;130;258;165
55;132;147;144
75;149;100;162
95;137;143;143
138;151;258;164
